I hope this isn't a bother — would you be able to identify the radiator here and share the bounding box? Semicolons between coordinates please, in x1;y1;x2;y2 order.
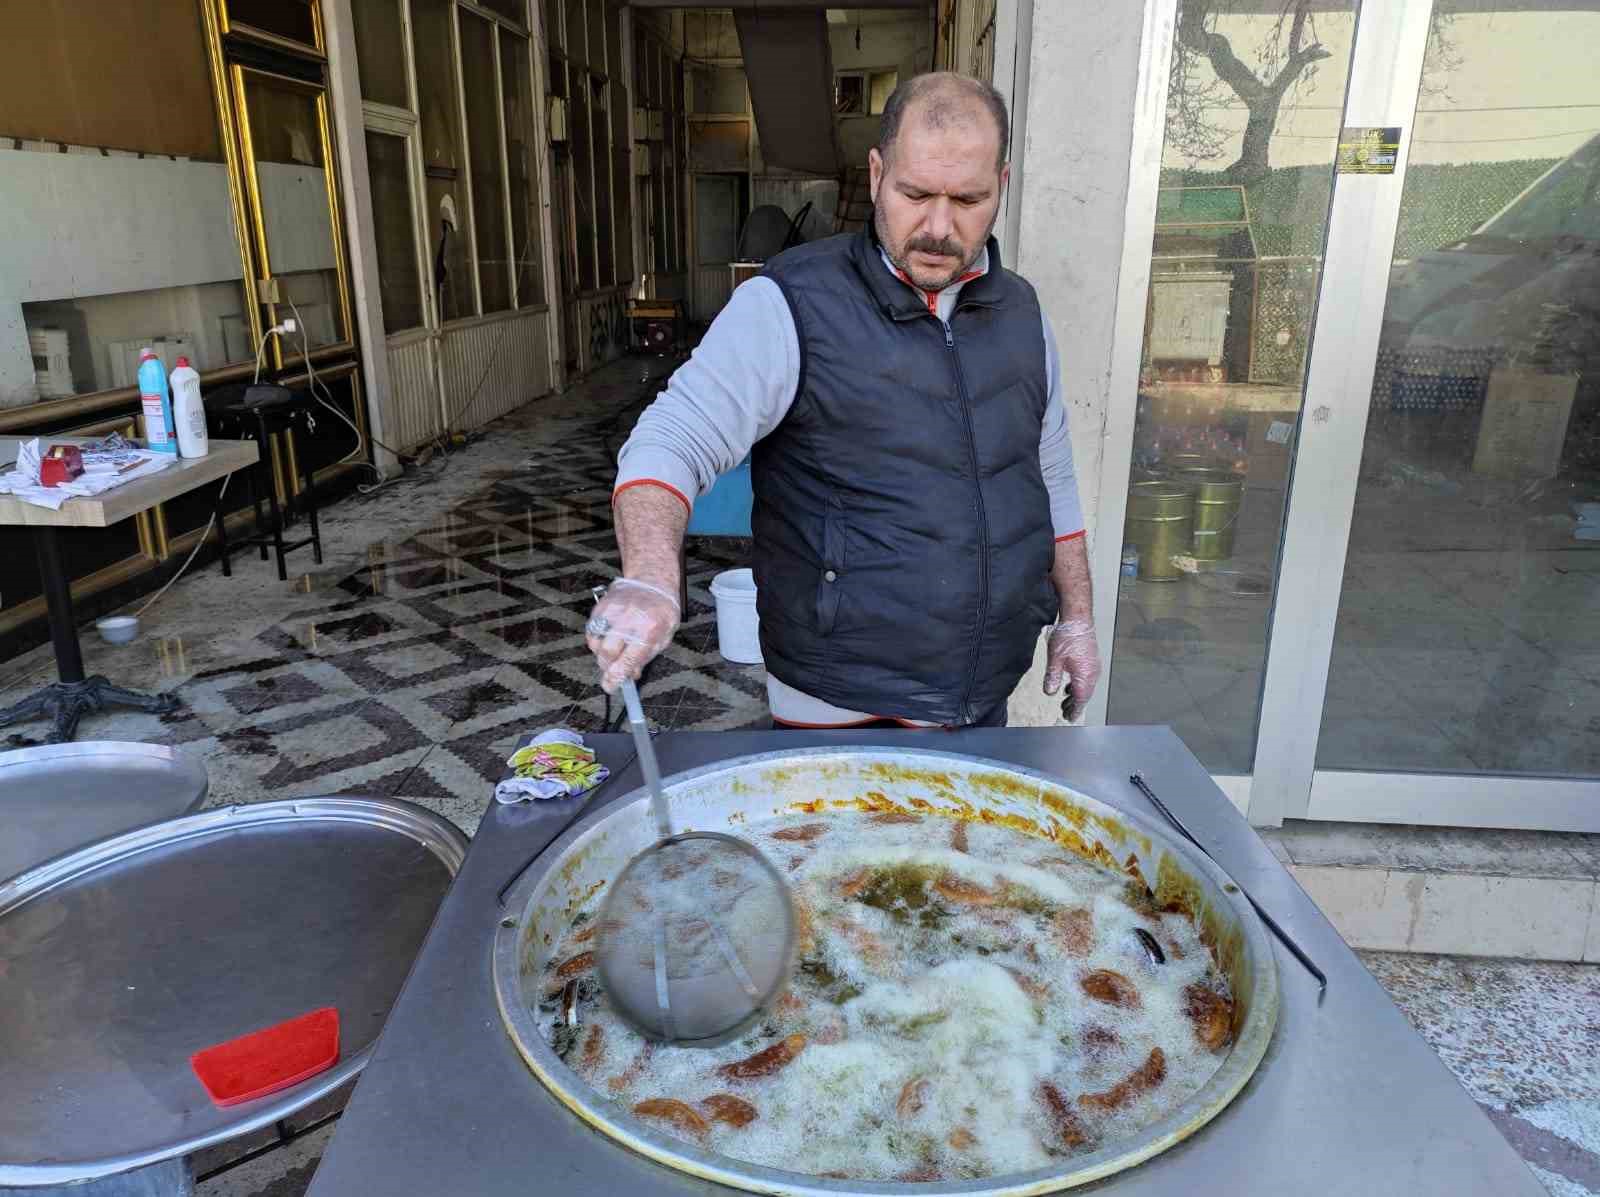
384;332;443;452
439;308;550;432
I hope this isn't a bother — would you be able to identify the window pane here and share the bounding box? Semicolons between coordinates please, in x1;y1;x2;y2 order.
835;74;865;115
500;28;545;307
869;70;898;115
462;12;511;313
413;0;474;319
592;76;614;285
607;5;631;284
364;130;423;333
3;3;251;404
1104;0;1359;774
226;0;318;47
1317;1;1600;778
570;68;597;291
566;0;587;65
352;0;410;109
241;74;347;349
588;0;606;73
477;0;524;22
543;0;561;53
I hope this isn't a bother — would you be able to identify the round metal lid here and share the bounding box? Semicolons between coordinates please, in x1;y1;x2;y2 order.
0;797;468;1186
0;742;208;884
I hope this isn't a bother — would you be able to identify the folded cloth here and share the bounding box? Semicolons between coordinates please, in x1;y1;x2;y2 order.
0;437;173;511
494;728;610;804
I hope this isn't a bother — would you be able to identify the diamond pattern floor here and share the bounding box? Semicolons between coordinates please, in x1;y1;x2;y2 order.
0;359;769;838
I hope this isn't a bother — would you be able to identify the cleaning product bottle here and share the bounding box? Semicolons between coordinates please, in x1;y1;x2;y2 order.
169;357;208;459
138;348;177;455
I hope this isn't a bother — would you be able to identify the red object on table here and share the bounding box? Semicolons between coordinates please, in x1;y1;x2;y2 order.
39;444;84;487
190;1006;340;1107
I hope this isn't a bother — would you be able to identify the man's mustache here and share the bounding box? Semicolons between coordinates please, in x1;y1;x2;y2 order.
905;236;962;257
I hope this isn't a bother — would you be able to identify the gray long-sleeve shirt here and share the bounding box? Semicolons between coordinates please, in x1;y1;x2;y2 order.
615;247;1086;540
614;247;1085;725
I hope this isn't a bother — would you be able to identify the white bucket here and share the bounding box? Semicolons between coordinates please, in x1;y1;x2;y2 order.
709;568;763;664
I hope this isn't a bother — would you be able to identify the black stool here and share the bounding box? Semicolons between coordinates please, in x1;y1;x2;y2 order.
207;384;324;581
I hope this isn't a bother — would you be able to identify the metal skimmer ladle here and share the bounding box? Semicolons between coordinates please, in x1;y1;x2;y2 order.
594;680;796;1045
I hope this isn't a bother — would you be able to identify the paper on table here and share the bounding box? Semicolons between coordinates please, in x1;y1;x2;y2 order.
0;437;174;511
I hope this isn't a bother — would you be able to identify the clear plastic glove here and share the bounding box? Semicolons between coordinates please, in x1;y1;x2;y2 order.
1043;617;1102;720
585;578;681;693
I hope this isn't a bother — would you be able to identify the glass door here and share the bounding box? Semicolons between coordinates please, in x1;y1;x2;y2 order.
1102;0;1362;780
1269;0;1600;829
1103;0;1598;830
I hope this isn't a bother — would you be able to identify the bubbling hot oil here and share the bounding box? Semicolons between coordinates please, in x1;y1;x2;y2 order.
536;812;1233;1182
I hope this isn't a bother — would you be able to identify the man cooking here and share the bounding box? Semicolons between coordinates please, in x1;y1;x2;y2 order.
587;71;1099;728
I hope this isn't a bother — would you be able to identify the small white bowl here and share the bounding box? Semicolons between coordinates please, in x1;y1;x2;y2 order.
96;615;140;645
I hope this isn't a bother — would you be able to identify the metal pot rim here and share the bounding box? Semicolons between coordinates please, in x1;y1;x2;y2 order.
494;746;1280;1196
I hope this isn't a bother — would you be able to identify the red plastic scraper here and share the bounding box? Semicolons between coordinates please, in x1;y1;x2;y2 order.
191;1007;340;1107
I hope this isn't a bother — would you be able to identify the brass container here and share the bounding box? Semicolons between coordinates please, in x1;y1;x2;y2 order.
1173;468;1245;561
1126;482;1195;582
1160;453;1228;476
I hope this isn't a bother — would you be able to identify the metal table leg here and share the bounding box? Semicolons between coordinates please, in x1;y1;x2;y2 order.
0;528;180;743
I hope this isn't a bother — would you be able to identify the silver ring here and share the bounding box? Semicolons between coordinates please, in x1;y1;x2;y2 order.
585;615;611;637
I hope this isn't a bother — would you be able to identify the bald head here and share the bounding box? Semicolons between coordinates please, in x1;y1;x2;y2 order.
877;72;1010;172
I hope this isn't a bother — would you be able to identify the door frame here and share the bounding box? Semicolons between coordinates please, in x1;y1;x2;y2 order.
1100;0;1600;831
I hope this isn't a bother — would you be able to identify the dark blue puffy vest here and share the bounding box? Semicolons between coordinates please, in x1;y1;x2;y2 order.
751;229;1056;724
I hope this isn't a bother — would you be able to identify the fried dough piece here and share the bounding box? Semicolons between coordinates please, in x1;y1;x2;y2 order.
718;1034;807;1080
793;897;817;955
933;873;998;906
579;1024;605;1070
870;812;922;825
1184;982;1234;1052
836;867;870;899
950;821;970;853
1038;1081;1090;1148
1079;1047;1167;1111
634;1098;708;1137
898;1077;930;1119
1053;908;1095;958
771;823;828;842
1079;968;1141;1010
554;951;594;980
947;1127;977;1150
702;1093;759;1127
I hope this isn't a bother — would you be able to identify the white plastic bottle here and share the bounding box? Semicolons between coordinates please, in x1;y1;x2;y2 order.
169;357;208;459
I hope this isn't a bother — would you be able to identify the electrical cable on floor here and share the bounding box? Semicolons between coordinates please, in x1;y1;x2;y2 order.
132;474;230;620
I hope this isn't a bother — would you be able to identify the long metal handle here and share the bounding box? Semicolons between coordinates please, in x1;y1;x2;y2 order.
1129;772;1327;1000
621;680;673;841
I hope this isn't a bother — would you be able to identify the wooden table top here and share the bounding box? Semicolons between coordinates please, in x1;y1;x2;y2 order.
0;439;259;529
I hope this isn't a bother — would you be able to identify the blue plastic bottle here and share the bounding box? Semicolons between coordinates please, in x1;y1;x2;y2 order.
138;348;178;454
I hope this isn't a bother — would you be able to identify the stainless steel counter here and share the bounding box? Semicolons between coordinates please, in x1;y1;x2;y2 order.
306;728;1544;1196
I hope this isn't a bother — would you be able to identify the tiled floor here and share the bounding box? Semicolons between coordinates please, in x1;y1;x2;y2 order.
0;358;771;838
2;358;1595;1195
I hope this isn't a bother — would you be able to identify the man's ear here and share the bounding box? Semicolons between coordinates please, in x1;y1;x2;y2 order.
868;146;885;201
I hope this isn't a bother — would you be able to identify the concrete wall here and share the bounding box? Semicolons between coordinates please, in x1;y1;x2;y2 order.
1006;0;1153;727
